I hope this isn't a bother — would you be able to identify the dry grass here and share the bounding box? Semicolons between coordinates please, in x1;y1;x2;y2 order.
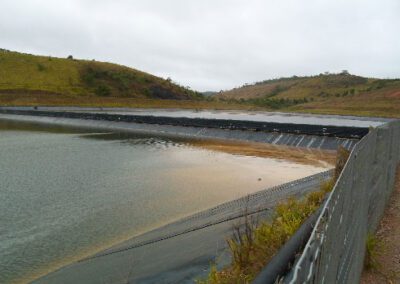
290;97;400;118
0;93;249;110
217;73;400;118
3;91;399;118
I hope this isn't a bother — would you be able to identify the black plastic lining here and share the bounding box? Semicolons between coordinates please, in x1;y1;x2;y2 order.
0;109;369;139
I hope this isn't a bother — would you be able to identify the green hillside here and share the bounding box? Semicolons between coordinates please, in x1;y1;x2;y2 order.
216;71;400;117
0;49;202;103
1;49;399;117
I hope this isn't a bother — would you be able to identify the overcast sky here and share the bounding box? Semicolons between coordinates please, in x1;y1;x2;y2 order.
1;0;399;91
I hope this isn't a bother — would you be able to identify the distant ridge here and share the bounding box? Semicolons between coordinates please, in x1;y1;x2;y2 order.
216;71;400;117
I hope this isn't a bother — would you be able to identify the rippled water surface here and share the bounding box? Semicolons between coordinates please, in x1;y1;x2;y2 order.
0;120;328;283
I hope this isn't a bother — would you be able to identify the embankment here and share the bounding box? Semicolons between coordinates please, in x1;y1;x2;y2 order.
0;110;361;150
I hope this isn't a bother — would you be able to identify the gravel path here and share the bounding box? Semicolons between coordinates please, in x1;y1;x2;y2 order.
361;166;400;284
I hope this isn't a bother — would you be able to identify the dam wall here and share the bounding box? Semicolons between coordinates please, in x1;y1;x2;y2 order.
0;110;361;150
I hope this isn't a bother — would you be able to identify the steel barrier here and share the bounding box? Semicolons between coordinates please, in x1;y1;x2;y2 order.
278;121;400;283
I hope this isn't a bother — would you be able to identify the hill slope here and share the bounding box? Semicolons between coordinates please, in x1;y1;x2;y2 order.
1;49;399;117
216;72;400;117
0;49;202;103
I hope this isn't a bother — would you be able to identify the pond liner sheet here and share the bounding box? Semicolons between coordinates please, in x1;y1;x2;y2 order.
0;109;369;139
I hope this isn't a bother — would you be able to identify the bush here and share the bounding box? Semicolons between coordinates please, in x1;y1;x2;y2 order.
364;234;380;270
95;85;111;96
246;97;304;109
334;146;350;181
36;63;45;72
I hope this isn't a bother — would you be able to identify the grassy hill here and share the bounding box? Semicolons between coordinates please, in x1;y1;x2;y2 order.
216;72;400;117
1;49;399;117
0;49;205;106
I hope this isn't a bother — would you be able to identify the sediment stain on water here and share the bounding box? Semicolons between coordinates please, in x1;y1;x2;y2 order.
0;120;332;283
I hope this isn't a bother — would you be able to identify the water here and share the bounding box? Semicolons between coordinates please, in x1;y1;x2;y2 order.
0;120;329;283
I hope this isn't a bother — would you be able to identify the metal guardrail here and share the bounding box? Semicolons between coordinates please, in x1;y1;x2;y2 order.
271;121;400;283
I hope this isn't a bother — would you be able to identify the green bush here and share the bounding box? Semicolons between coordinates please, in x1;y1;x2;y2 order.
95;85;111;96
36;63;45;72
364;234;380;270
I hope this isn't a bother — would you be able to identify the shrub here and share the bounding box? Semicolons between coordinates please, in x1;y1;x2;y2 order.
36;63;45;72
375;81;386;89
95;85;111;96
364;234;380;270
334;146;350;181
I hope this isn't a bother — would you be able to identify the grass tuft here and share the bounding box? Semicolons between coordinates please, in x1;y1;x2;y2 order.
364;234;380;271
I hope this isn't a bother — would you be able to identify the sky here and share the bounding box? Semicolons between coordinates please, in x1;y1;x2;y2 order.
1;0;400;92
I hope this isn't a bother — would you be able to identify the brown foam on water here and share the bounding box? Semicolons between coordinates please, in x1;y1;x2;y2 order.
187;138;336;168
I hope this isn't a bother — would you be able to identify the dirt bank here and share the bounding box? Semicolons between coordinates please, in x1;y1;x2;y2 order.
361;166;400;283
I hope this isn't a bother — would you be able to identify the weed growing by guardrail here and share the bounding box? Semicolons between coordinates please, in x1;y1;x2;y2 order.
364;234;380;271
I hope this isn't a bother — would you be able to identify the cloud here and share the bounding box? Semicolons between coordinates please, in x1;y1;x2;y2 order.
1;0;399;91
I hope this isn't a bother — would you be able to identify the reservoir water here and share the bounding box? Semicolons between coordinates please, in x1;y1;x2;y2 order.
0;120;331;283
1;107;388;127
